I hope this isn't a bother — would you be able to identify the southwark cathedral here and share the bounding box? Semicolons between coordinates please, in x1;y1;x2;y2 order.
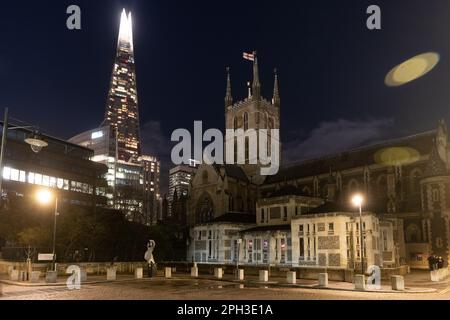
186;53;450;275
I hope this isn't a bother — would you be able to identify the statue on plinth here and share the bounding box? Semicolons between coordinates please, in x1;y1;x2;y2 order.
144;240;157;277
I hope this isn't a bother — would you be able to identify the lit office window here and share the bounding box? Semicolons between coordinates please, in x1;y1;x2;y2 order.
10;169;19;181
3;167;11;180
28;172;35;184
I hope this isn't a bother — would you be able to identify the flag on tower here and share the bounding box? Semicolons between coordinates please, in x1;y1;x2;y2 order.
243;52;255;61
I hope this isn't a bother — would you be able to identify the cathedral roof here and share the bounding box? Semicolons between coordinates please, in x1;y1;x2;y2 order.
266;130;436;184
213;164;250;183
263;184;310;198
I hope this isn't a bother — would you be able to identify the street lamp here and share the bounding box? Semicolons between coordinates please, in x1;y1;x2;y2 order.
36;189;58;271
0;108;48;198
351;194;365;275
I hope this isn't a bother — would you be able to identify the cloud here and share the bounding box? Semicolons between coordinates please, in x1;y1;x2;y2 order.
283;118;395;164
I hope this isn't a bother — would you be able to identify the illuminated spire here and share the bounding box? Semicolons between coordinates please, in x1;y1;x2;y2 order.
273;68;280;108
225;67;233;108
118;9;134;51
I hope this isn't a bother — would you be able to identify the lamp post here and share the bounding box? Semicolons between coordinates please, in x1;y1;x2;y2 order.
352;194;365;275
0;108;48;198
36;190;58;271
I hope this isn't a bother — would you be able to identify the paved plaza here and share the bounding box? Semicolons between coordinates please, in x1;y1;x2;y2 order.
1;270;450;300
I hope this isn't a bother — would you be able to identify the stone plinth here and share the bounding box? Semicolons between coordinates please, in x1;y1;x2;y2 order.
191;266;198;278
259;270;269;282
286;271;296;284
354;274;365;291
80;270;87;282
238;269;245;281
165;267;172;278
319;273;328;287
29;271;41;283
46;271;57;284
391;275;405;291
214;268;223;279
135;268;143;279
9;270;19;281
107;267;117;281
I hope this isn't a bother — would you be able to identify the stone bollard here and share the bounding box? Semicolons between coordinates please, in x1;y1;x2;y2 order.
165;267;172;278
46;271;58;284
238;269;245;281
80;270;87;282
391;275;405;291
259;270;269;283
191;266;199;278
214;268;223;279
9;270;19;281
286;271;296;284
354;274;365;291
430;270;439;282
135;268;143;279
319;273;329;287
107;267;117;281
29;271;41;283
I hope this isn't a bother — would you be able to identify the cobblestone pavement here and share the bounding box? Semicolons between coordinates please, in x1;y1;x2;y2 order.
1;278;450;300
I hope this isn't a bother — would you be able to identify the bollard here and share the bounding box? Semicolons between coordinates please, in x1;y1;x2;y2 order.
238;269;245;281
286;271;296;284
9;270;19;281
46;271;57;284
319;273;328;287
354;274;365;291
29;271;41;283
107;267;117;281
214;268;223;279
80;270;87;282
165;267;172;278
191;266;199;278
259;270;269;282
391;276;405;291
135;268;143;279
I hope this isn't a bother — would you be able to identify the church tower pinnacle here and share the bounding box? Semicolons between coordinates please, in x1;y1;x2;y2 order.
224;67;233;109
273;68;280;108
252;51;261;101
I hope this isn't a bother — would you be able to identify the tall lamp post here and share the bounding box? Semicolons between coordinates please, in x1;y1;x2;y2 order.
352;194;365;275
0;108;48;198
36;190;58;271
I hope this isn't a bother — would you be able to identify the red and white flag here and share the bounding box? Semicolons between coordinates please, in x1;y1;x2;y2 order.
243;52;255;61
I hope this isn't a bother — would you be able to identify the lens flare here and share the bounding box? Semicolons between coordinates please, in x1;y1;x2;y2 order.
385;52;439;87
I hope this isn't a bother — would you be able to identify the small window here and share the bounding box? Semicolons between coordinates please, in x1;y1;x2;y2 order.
329;223;334;231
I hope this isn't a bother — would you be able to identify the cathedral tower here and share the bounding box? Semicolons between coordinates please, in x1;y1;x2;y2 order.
224;53;281;183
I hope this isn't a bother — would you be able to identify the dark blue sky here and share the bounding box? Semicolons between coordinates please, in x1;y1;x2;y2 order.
2;0;450;193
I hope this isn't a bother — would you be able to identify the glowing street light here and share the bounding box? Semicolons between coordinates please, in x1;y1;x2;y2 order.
36;189;58;271
36;189;53;205
351;194;365;275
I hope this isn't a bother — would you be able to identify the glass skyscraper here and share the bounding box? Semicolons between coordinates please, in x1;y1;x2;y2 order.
102;9;141;163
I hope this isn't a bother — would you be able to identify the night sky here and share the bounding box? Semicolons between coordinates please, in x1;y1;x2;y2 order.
2;0;450;193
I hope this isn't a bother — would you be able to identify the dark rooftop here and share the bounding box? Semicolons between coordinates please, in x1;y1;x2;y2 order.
266;130;436;184
214;164;250;183
210;212;256;224
242;224;291;233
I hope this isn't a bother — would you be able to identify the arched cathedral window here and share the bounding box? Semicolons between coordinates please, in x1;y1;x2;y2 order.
243;112;249;131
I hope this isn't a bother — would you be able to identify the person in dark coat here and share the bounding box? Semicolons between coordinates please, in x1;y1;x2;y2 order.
428;255;436;271
438;256;444;269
